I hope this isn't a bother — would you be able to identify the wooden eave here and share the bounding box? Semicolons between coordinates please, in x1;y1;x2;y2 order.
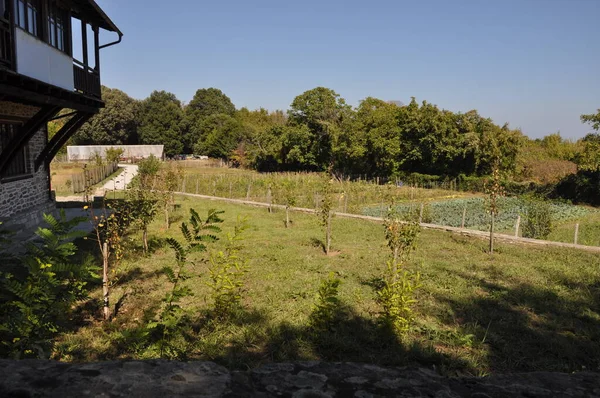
68;0;122;34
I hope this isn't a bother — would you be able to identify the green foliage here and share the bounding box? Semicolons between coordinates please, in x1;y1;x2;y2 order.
207;216;249;319
366;197;594;233
0;211;94;358
193;113;244;159
73;86;139;145
137;154;162;185
377;207;421;335
581;109;600;132
138;91;184;157
308;272;342;333
105;147;124;163
148;208;224;357
158;161;185;228
522;198;553;239
554;169;600;206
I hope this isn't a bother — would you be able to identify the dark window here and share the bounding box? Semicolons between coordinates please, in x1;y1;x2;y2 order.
0;122;30;178
13;0;41;38
47;2;67;52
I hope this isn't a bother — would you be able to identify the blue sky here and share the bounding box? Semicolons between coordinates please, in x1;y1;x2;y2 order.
95;0;599;139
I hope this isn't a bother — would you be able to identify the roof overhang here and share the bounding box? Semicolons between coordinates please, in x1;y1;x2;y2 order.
70;0;123;36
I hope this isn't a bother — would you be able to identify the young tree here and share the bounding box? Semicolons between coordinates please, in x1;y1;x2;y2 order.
377;206;421;334
485;159;504;254
318;176;334;255
158;161;184;229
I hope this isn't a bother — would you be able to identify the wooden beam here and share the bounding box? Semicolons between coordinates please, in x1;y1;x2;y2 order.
81;19;88;69
34;111;92;170
0;105;60;175
0;83;102;113
93;25;100;73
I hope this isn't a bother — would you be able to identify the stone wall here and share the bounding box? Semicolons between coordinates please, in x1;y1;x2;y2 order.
0;360;598;397
0;126;54;223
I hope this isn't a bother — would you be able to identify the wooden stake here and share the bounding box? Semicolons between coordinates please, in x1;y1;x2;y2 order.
102;242;110;320
514;215;521;237
574;223;579;245
419;203;424;224
461;207;466;228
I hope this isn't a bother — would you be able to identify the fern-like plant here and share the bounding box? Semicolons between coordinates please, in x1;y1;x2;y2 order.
148;208;224;358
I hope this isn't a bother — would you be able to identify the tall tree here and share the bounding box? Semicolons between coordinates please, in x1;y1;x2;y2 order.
138;91;184;157
183;88;236;152
193;114;244;159
72;87;139;145
288;87;351;171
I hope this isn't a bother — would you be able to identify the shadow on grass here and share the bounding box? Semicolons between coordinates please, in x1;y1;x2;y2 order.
436;269;600;373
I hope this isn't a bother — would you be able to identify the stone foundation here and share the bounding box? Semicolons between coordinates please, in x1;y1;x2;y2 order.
0;360;598;397
0;126;53;220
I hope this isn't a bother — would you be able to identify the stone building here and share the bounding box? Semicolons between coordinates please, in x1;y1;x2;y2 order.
0;0;121;229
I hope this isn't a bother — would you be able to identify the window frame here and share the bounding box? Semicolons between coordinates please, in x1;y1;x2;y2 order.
13;0;42;39
47;1;69;53
0;121;32;181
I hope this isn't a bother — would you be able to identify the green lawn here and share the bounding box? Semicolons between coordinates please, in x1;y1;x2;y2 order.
54;195;600;376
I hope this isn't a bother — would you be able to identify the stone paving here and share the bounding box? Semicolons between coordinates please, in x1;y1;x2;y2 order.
1;360;599;397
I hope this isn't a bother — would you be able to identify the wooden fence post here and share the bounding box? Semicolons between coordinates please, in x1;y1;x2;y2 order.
246;183;251;200
514;215;521;237
461;207;466;228
343;193;348;213
574;223;579;245
267;186;272;213
419;203;424;224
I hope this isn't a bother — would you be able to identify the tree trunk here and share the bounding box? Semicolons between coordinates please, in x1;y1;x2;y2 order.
165;205;170;229
489;213;495;254
143;228;149;253
326;211;332;255
102;242;110;320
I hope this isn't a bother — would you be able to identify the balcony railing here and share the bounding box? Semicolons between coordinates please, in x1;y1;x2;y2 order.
73;60;101;98
0;18;13;70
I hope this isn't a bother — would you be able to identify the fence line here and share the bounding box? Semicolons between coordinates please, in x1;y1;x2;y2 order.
173;191;600;254
70;162;119;193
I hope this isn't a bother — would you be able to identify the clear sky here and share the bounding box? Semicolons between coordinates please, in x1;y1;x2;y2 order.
94;0;599;139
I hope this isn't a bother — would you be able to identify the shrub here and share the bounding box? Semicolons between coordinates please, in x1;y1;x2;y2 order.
0;211;93;358
377;207;421;334
105;147;124;163
522;198;553;239
308;272;342;333
207;216;249;319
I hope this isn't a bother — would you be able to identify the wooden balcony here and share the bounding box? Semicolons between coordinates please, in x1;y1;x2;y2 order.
73;60;101;98
0;18;13;70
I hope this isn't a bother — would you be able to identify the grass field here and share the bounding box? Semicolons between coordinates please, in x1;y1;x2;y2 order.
53;195;600;376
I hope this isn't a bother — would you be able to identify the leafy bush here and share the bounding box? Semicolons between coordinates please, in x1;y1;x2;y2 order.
207;216;248;319
308;272;342;333
522;198;553;239
105;147;124;163
0;211;94;358
377;208;421;334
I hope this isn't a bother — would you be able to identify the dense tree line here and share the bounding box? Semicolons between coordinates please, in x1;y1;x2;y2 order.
70;86;599;181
